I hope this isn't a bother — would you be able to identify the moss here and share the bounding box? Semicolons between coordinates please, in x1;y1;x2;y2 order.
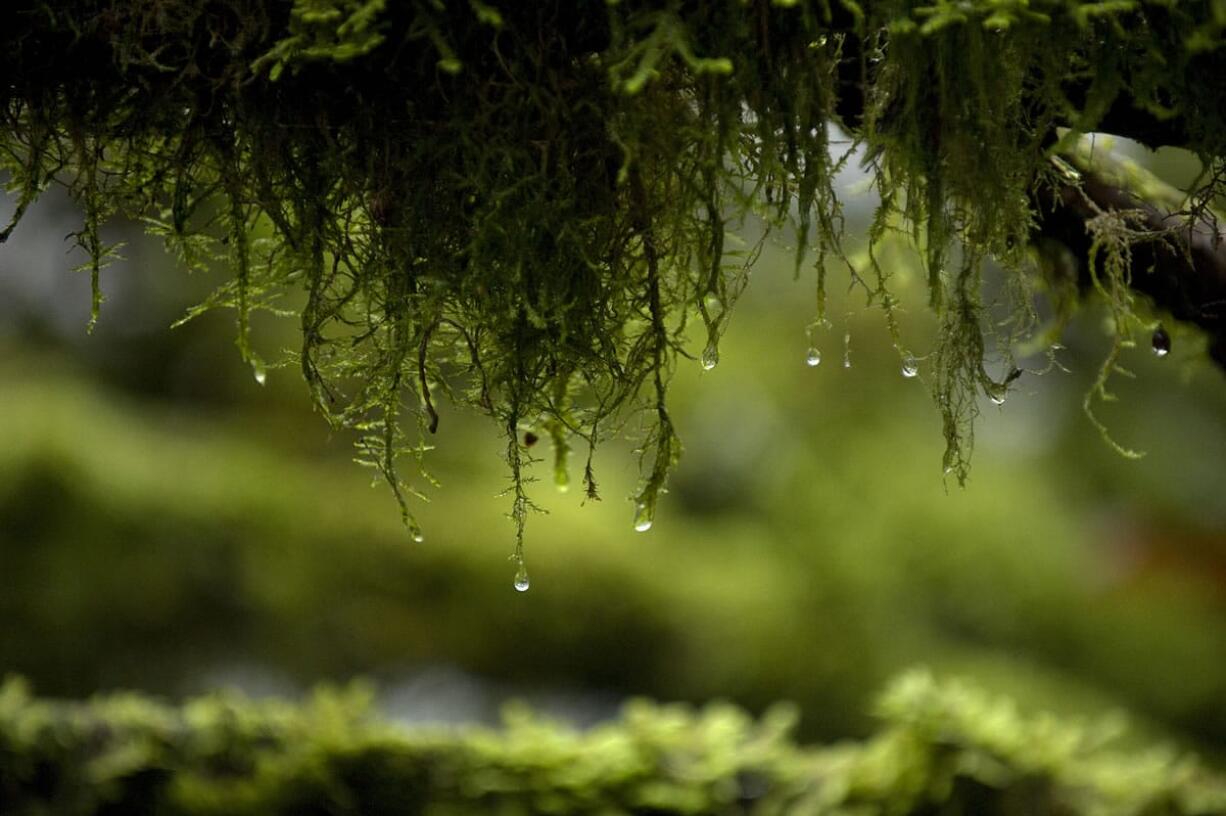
1;671;1223;815
1;1;1224;553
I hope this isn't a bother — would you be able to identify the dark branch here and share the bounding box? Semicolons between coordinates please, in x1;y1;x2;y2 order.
1031;165;1226;368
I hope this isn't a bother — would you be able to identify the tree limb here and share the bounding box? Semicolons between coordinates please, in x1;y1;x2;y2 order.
1031;154;1226;368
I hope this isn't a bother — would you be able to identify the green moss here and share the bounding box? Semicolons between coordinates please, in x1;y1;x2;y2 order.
1;671;1223;815
1;1;1224;553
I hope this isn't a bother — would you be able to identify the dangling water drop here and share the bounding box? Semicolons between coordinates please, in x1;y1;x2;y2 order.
513;562;530;592
805;347;822;367
411;528;425;544
901;353;919;378
1152;325;1171;357
701;342;719;371
987;384;1007;405
633;500;654;532
252;360;267;386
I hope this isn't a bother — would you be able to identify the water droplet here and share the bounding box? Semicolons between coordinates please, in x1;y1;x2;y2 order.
901;354;919;378
805;347;822;367
701;343;719;370
252;360;267;386
987;384;1007;405
513;563;530;592
411;528;425;544
633;501;654;532
842;332;852;369
1152;326;1171;357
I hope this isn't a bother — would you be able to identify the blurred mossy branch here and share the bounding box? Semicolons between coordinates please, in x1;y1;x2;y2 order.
1;671;1223;815
1;2;1225;551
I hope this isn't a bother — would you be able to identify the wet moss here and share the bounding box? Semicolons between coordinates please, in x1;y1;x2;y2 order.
1;1;1223;552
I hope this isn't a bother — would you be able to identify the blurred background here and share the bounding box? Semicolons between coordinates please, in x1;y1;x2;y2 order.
1;140;1224;766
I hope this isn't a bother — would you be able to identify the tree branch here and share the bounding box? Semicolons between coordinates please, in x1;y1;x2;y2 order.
1031;156;1226;368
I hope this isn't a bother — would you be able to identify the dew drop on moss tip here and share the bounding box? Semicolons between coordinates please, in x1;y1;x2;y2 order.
805;347;821;367
252;361;267;386
633;501;654;532
987;385;1007;406
901;354;918;378
701;343;719;371
513;564;530;592
1152;326;1171;357
411;529;425;544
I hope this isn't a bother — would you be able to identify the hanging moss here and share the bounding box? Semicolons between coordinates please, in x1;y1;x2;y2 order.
2;1;1224;559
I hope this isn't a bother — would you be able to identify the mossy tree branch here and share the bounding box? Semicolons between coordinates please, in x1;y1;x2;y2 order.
1033;151;1226;367
2;0;1225;562
2;671;1224;816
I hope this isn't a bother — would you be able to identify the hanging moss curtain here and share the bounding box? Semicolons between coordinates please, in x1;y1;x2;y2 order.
2;0;1224;565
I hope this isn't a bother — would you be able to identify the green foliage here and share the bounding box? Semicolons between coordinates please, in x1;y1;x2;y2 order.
2;0;1225;555
1;671;1223;815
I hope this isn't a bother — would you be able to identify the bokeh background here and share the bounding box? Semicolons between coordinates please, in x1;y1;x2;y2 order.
2;140;1224;766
